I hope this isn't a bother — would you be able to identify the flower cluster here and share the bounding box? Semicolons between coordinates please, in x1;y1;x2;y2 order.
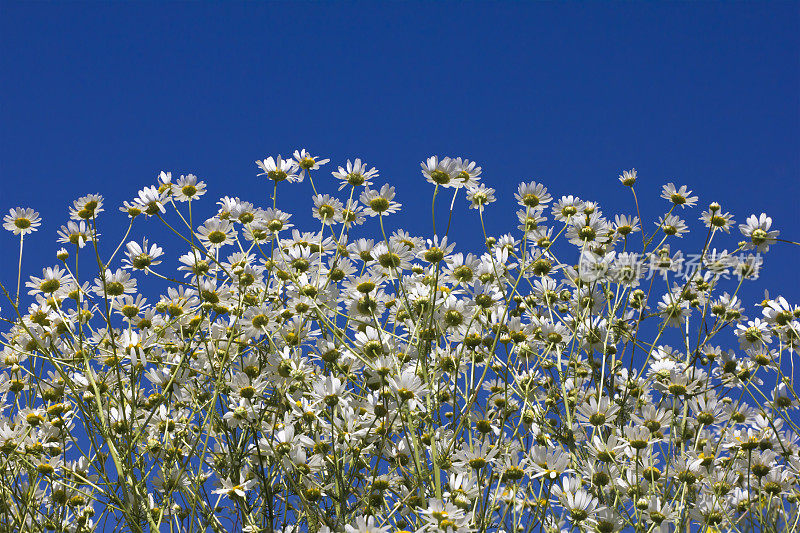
0;156;797;533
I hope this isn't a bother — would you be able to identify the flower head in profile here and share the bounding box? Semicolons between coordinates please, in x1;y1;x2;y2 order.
156;170;175;196
69;194;104;221
618;168;637;187
3;208;41;236
421;155;458;187
613;214;640;236
452;157;482;188
57;220;94;248
212;476;258;500
292;149;330;179
656;214;689;237
132;186;167;216
661;183;698;208
256;155;300;183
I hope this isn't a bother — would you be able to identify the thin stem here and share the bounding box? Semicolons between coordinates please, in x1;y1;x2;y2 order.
15;233;23;307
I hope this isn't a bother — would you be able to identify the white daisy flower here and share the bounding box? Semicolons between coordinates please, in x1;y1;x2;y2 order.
739;213;779;252
3;208;41;235
174;174;206;202
360;184;401;217
421;155;458;187
332;158;379;190
661;182;698;208
256;155;300;183
292;149;330;179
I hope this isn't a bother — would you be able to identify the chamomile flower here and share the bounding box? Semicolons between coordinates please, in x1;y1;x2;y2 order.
212;476;258;499
618;168;637;186
256;155;300;183
370;241;414;275
700;202;735;232
292;149;330;179
421;155;458;187
93;268;137;299
216;196;241;220
132;185;167;216
452;157;482;188
344;516;390;533
529;445;573;480
466;184;496;212
157;170;174;195
119;200;143;219
552;195;584;221
112;294;148;322
552;477;598;523
196;218;237;249
566;213;609;247
26;266;70;296
177;250;214;279
656;214;689;237
734;253;764;280
772;382;798;409
338;198;366;227
762;296;796;327
517;207;547;234
312;194;343;224
739;213;779;253
261;207;293;234
735;317;772;352
703;248;736;274
613;214;640;236
360;184;401;217
3;208;41;235
69;194;104;221
419;235;456;264
575;396;620;428
389;368;427;410
174;174;207;202
122;239;164;272
515;181;553;208
657;292;691;327
332;158;379;190
661;183;698;208
240;305;274;339
419;499;469;532
56;221;94;248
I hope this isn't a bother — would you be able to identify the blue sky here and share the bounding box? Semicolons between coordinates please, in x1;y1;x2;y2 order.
1;1;798;305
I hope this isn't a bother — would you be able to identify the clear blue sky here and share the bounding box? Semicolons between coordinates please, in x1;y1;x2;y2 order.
1;1;798;305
